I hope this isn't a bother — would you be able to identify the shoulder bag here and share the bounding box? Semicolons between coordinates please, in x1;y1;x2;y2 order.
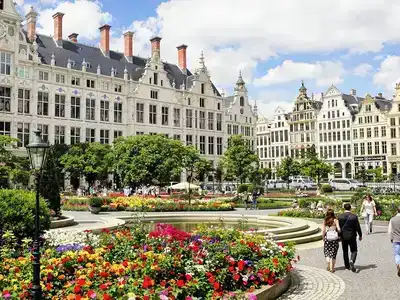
341;214;353;241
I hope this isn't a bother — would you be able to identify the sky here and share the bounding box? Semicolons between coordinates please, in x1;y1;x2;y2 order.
13;0;400;119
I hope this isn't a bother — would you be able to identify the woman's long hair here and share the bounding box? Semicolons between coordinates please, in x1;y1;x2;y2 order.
365;194;373;202
324;209;336;226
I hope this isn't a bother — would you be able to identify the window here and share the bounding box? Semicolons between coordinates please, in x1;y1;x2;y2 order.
56;74;65;84
100;100;109;122
17;123;30;147
114;131;123;139
37;91;49;116
200;98;205;108
55;94;65;117
186;134;193;146
227;124;232;134
0;121;10;136
86;79;95;88
86;128;96;143
382;141;387;154
367;142;372;155
114;84;122;93
71;96;80;119
199;111;206;129
217;102;221;110
391;118;396;126
39;71;49;81
240;96;244;106
391;128;396;139
375;115;379;122
71;76;80;86
102;82;109;91
347;144;351;157
194;111;198;129
54;125;65;144
217;113;222;131
0;52;11;75
70;127;81;144
186;109;193;128
208;136;214;155
136;103;144;123
187;98;191;105
375;142;380;154
217;137;223;155
391;143;397;156
86;98;96;120
37;124;49;142
366;104;371;112
201;83;205;94
100;129;110;144
199;136;206;154
367;128;371;138
338;145;341;158
150;90;158;99
114;102;122;123
162;107;168;126
18;89;30;114
360;128;364;138
208;112;214;130
360;143;365;155
18;66;30;79
149;105;157;124
373;127;379;138
173;134;181;140
173;108;180;127
354;144;359;156
233;125;238;134
353;129;358;139
381;126;386;137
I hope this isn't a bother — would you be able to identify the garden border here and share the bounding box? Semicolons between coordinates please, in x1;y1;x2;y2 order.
252;273;291;300
50;215;75;229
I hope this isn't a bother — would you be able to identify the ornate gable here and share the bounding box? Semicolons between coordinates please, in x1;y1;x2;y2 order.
324;85;341;97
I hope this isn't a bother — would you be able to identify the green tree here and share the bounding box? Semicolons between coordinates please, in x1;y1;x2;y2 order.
194;158;213;182
221;135;259;184
181;146;201;204
367;167;383;182
113;134;185;186
61;143;111;187
356;166;369;185
0;135;27;188
276;157;301;189
214;162;224;191
301;151;333;184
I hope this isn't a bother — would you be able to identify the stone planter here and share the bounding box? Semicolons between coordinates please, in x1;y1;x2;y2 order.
251;273;291;299
50;216;75;229
89;206;102;214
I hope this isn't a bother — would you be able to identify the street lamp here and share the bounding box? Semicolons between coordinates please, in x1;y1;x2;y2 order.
26;130;49;300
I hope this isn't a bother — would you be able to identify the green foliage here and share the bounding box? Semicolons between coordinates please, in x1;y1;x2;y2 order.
320;184;333;193
193;158;213;182
301;151;333;184
276;157;301;188
350;187;370;205
237;184;250;193
221;135;259;184
278;209;326;219
367;167;384;182
355;166;369;184
10;169;30;187
61;143;111;186
0;190;50;240
89;197;104;208
113;135;186;186
247;184;255;193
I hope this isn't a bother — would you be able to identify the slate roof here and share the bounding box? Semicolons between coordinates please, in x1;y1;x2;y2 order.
34;33;221;96
374;97;392;111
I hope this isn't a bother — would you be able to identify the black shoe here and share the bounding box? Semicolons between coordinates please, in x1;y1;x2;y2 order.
345;266;350;270
397;265;400;277
349;261;356;273
370;228;372;233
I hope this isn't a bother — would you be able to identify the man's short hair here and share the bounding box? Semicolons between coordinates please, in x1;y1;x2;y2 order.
344;203;351;211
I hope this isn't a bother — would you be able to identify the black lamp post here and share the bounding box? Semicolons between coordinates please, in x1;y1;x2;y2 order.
26;130;49;300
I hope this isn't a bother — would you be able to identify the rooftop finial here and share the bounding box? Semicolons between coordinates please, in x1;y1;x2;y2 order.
236;70;245;86
199;50;205;69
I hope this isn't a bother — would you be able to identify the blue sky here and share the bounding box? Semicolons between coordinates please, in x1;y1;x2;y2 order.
15;0;400;118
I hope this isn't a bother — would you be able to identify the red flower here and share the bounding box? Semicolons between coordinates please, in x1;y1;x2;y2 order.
185;274;192;281
160;280;167;287
143;296;150;300
77;279;86;286
213;282;220;290
103;294;113;300
99;284;108;290
273;258;279;266
233;274;241;281
87;290;96;298
177;280;185;288
282;251;288;256
74;285;81;294
238;260;245;271
142;276;153;289
100;271;109;278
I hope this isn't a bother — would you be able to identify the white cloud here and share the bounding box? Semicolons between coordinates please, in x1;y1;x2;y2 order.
253;60;345;87
251;90;295;120
373;55;400;94
353;63;373;77
36;0;112;40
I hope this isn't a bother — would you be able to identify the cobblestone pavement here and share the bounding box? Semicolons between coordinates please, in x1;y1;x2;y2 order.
278;265;345;300
292;225;399;300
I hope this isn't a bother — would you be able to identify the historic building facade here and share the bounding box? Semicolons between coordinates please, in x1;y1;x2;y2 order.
386;84;400;176
0;0;257;176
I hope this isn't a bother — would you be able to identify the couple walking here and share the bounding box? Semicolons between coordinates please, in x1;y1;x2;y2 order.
322;203;362;273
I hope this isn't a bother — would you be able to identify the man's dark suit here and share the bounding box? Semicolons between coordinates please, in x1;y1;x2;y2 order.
338;211;362;268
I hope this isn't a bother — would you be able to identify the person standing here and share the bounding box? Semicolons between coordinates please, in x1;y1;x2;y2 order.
388;205;400;277
338;203;362;272
322;209;341;272
360;195;377;234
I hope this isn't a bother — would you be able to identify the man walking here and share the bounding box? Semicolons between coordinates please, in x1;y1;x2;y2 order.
388;205;400;277
338;203;362;272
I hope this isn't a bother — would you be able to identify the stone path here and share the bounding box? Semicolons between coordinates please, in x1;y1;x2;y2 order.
278;265;345;300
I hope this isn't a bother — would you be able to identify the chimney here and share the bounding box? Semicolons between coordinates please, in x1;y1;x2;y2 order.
378;92;383;98
68;33;79;43
99;25;111;57
350;89;356;96
52;12;64;45
150;36;162;59
26;6;38;42
177;44;188;74
123;31;134;62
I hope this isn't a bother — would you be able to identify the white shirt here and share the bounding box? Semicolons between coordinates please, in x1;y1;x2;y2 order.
363;200;375;215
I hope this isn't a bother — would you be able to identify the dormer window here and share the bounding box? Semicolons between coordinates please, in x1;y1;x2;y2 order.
86;62;92;68
70;60;76;67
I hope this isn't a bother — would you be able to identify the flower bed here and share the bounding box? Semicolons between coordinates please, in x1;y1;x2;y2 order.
0;224;297;299
62;196;235;212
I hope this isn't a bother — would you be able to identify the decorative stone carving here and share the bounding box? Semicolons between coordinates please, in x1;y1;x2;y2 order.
51;53;56;66
56;87;65;94
0;22;7;39
72;90;80;96
38;84;49;92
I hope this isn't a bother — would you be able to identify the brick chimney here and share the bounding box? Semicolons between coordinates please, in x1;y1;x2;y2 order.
99;25;111;57
123;31;134;62
68;33;79;43
378;93;383;98
25;6;38;42
177;44;188;74
150;36;162;60
52;12;64;46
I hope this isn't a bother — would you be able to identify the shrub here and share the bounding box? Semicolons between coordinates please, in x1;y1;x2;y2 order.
89;197;103;207
237;184;250;193
0;190;50;240
320;184;333;193
350;187;370;205
247;184;255;193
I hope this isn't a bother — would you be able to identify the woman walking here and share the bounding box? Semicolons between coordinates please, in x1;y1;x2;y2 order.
322;209;341;272
360;195;377;234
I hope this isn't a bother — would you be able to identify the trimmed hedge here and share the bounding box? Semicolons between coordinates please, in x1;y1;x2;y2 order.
0;190;51;240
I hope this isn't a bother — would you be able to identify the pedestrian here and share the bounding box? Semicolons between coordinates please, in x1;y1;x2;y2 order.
338;203;362;272
388;205;400;277
322;209;341;272
360;195;377;234
252;190;258;210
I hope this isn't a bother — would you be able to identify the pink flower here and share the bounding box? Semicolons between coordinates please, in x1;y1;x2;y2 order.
248;294;257;300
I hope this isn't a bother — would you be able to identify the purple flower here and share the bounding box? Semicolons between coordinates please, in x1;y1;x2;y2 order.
56;243;84;252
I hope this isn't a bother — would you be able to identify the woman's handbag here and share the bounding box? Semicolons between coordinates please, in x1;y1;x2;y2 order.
326;229;339;241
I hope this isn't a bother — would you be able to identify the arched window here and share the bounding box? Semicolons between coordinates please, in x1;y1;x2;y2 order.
240;96;244;106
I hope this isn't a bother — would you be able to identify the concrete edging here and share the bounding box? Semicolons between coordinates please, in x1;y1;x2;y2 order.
252;273;291;300
50;215;75;229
